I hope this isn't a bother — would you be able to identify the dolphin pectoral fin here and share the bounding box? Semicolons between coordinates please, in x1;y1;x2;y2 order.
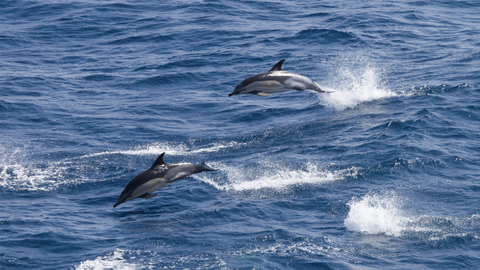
139;193;157;199
252;91;270;97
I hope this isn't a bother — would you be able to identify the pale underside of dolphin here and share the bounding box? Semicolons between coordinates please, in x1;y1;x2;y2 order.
228;59;328;97
113;153;217;208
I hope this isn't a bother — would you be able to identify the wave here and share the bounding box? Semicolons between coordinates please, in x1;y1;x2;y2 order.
317;56;397;110
197;161;358;192
344;191;480;242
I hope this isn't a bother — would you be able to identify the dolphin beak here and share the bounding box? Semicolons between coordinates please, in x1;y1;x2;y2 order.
229;87;243;97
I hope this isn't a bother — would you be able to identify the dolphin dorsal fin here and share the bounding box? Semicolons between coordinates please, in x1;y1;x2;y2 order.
150;152;166;169
269;59;285;72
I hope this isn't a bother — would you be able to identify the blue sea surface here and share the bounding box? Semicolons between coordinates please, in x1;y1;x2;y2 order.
1;0;480;269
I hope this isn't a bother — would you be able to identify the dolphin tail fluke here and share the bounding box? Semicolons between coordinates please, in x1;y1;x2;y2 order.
316;88;335;94
200;161;217;171
312;83;334;94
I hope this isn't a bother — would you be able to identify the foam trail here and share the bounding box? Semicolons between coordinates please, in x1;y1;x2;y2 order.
79;142;188;158
318;57;397;110
79;141;245;159
189;141;246;154
197;162;358;192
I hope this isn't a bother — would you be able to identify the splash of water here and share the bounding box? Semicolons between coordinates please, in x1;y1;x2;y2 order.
344;192;480;241
344;192;408;237
318;56;397;110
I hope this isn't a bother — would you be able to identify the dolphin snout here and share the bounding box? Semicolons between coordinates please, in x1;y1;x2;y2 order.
228;88;242;96
229;84;244;96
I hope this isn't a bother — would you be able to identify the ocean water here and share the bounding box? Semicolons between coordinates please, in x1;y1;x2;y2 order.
1;0;480;269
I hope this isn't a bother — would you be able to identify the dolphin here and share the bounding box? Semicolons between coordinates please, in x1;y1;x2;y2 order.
228;59;328;97
113;153;217;208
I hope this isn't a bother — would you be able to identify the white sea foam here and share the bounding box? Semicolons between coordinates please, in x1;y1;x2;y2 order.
0;147;91;191
75;249;139;270
318;57;397;110
75;249;228;270
344;192;480;241
0;163;69;191
198;162;358;192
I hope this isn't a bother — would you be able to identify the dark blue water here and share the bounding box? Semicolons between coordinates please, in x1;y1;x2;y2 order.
1;0;480;269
